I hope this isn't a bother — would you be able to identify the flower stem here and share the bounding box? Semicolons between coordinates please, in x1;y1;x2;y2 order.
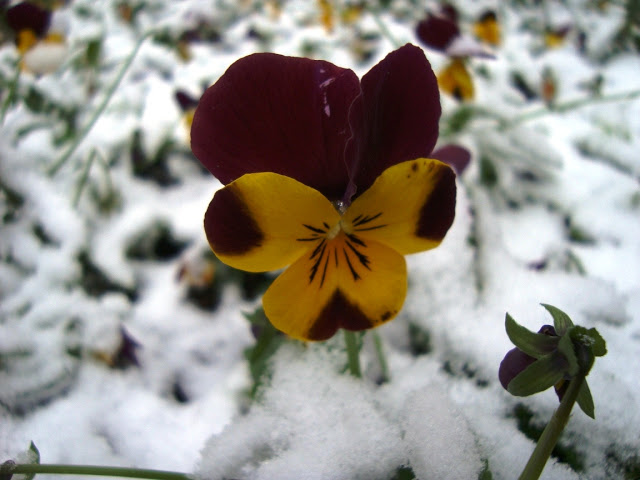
504;89;640;129
370;9;401;49
47;31;154;177
372;331;389;383
343;330;361;378
0;58;21;124
518;372;586;480
72;148;98;207
2;463;190;480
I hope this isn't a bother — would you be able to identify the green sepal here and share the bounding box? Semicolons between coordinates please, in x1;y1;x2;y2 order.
569;326;607;357
576;380;595;419
541;303;573;335
507;352;568;396
505;313;559;358
557;332;579;377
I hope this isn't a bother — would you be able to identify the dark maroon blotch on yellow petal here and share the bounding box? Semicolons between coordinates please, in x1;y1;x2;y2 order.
204;186;264;256
431;144;471;175
346;44;441;201
478;10;497;23
191;52;360;201
175;90;199;112
307;289;373;341
6;2;51;37
416;14;460;52
415;166;456;241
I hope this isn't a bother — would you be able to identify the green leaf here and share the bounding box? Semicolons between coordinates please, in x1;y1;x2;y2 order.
557;333;579;377
12;442;41;480
541;304;574;335
243;307;285;399
390;465;416;480
577;381;595;419
505;313;559;358
507;352;567;396
242;307;269;326
478;459;493;480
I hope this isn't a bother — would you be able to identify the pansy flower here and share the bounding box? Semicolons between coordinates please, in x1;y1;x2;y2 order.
473;10;501;47
544;24;572;49
191;44;457;341
6;1;67;74
416;6;494;101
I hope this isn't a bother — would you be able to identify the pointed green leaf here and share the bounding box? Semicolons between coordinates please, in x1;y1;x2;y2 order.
28;442;39;463
507;352;568;396
11;442;41;480
505;313;559;358
557;333;579;376
541;304;573;335
577;380;595;419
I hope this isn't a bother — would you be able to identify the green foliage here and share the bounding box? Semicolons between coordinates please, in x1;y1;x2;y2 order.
243;307;286;399
479;156;498;187
408;322;431;356
478;459;493;480
125;221;187;261
77;251;138;301
442;105;477;136
389;465;415;480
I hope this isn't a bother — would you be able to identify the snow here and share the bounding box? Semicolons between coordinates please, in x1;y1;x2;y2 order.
1;1;640;479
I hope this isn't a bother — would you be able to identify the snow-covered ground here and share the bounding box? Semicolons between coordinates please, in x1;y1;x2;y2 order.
1;1;639;479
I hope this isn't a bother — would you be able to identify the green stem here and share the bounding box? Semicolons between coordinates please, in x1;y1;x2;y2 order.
504;89;640;129
370;9;401;49
372;331;389;383
47;31;153;177
343;330;361;378
72;148;98;207
518;372;586;480
0;58;21;124
3;463;190;480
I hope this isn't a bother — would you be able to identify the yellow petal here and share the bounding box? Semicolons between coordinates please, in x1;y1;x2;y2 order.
343;158;456;255
17;29;38;54
473;14;501;46
263;232;407;341
437;58;474;101
204;172;340;272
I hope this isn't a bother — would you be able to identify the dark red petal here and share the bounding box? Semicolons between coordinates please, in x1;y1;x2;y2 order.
499;348;536;391
346;44;440;200
441;4;459;23
6;2;51;37
431;144;471;174
416;14;460;52
191;52;360;201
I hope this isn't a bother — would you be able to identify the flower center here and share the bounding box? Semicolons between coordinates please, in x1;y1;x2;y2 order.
326;217;353;240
